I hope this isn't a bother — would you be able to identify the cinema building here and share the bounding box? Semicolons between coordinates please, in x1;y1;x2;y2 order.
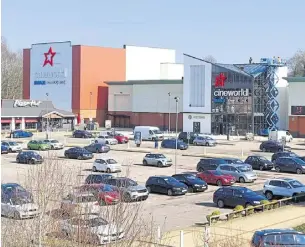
183;55;289;136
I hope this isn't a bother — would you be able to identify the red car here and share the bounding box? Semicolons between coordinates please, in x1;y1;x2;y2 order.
77;184;120;205
197;170;236;186
113;133;129;144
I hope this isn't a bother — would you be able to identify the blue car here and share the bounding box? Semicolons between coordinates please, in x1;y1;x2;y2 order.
213;186;267;208
10;130;33;138
64;147;94;160
161;139;188;150
1;144;9;154
1;183;32;200
16;151;43;164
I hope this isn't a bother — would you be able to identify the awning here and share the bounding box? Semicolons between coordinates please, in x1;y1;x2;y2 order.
1;119;11;123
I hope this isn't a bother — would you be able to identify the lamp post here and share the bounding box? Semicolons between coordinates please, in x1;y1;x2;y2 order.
168;92;171;132
174;96;180;175
46;93;49;139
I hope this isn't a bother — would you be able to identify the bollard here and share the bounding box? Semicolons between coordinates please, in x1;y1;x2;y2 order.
180;230;184;247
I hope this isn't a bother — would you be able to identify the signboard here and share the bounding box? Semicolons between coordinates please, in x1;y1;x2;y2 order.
30;41;73;112
134;131;142;145
291;106;305;115
13;100;41;108
214;89;249;97
105;120;111;129
187;132;191;140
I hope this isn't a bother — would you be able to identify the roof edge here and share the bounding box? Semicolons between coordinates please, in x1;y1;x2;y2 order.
105;79;183;85
283;77;305;82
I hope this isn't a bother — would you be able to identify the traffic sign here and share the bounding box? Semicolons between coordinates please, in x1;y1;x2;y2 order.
187;132;191;140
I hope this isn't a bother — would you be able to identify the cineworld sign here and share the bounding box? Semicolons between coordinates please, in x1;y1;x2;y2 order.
214;88;249;97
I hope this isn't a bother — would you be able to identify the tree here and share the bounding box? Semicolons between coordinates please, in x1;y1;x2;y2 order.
287;50;305;76
1;37;23;99
204;55;217;63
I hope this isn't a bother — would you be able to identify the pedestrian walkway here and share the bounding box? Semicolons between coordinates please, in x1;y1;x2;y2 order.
159;205;305;247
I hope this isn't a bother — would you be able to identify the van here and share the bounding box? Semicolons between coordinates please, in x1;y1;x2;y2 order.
269;130;293;143
133;126;164;141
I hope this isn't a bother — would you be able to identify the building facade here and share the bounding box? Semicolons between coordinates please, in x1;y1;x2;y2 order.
285;77;305;137
183;54;288;136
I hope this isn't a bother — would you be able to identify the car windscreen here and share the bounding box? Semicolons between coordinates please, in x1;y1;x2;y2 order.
237;166;252;172
120;179;137;187
50;140;59;143
211;170;224;176
216;159;227;164
155;154;166;158
75;195;97;203
240;188;256;195
164;177;180;185
8;142;17;146
10;197;34;205
70;217;108;227
102;185;115;192
153;129;162;134
185;175;198;180
294;158;305;165
37;141;44;144
258;156;268;161
263;233;305;246
106;159;117;164
289;180;304;188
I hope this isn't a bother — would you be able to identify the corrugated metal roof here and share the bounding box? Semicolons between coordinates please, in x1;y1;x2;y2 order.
215;63;252;77
235;64;268;78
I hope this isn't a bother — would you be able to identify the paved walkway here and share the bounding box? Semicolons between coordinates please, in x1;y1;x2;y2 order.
160;205;305;247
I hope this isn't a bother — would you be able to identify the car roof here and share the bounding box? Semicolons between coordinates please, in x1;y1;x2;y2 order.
255;228;301;236
71;191;95;197
1;183;21;188
220;186;248;190
149;175;171;178
269;177;296;182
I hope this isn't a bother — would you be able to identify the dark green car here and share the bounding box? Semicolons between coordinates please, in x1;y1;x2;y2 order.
27;140;50;150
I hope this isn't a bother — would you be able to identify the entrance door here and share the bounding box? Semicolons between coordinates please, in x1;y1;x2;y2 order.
193;122;201;133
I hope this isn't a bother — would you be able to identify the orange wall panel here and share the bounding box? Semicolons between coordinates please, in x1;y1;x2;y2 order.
79;46;126;112
72;46;81;111
23;49;31;99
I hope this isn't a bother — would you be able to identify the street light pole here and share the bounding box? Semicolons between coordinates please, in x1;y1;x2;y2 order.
46;93;49;139
174;96;180;175
168;92;171;133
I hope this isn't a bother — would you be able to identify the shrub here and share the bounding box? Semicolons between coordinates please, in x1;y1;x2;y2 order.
206;210;221;223
246;205;254;215
233;205;244;217
260;200;270;210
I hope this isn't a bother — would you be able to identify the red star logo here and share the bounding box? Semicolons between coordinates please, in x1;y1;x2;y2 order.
43;47;56;67
214;73;227;87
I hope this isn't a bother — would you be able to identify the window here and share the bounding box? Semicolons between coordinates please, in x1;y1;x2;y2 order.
219;165;230;171
224;189;233;196
280;182;291;189
233;190;242;197
149;130;154;135
269;180;281;187
230;167;238;172
289;180;304;188
245;157;253;162
157;179;166;185
106;159;117;164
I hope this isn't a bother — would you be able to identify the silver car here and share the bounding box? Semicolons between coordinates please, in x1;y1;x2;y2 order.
216;164;257;183
193;136;216;146
142;153;172;167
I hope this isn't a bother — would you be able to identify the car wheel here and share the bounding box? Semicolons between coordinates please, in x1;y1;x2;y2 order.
106;168;111;173
9;148;12;152
73;135;76;138
278;148;282;152
146;186;151;193
13;211;21;220
16;158;20;163
51;145;54;150
296;168;302;174
193;142;197;146
216;180;223;186
96;149;100;153
239;177;246;183
92;166;97;172
124;193;132;202
157;161;163;167
167;189;173;196
262;147;266;152
105;141;109;145
265;191;273;200
188;186;194;193
245;203;252;208
217;199;225;208
82;135;85;138
30;159;35;165
275;166;281;173
259;165;264;171
77;156;82;160
143;160;148;166
206;142;210;146
64;153;69;158
198;168;204;172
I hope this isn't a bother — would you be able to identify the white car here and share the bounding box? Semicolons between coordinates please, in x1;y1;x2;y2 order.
42;139;64;150
1;140;22;152
60;214;124;245
60;191;100;215
1;196;40;219
95;135;118;145
92;158;122;173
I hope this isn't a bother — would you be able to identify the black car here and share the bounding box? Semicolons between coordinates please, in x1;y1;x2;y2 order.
251;228;305;247
84;143;110;153
161;139;188;150
85;174;114;184
64;147;93;160
271;151;299;163
16;151;43;164
213;186;266;208
172;173;208;193
178;132;199;144
244;155;274;171
196;158;227;172
145;176;188;196
259;141;291;153
274;157;305;174
223;158;245;165
72;130;93;138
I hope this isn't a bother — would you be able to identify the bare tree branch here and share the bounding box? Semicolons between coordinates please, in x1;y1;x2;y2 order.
287;50;305;76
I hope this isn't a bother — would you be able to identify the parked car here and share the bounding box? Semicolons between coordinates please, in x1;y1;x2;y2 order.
77;184;120;205
216;164;257;183
178;132;198;144
1;144;9;154
196;158;227;172
60;191;100;215
133;126;164;141
92;158;122;173
16;151;43;164
1;194;39;219
251;228;305;247
10;130;33;138
84;143;110;153
274;157;305;174
259;140;291;153
223;158;245;165
64;147;93;160
172;173;208;192
213;186;266;208
27;140;50;150
85;174;114;184
193;136;216;146
60;214;125;245
1;141;22;152
42;139;64;150
95;135;118;145
72;130;93;138
244;155;274;171
110;133;129;144
161;139;188;150
197;170;236;186
104;177;149;202
271;151;299;163
263;178;305;200
142;153;172;167
145;176;188;196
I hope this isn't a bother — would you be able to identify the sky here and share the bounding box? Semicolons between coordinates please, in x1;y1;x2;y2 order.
2;0;305;64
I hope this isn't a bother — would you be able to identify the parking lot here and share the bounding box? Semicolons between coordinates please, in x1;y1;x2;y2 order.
2;135;305;232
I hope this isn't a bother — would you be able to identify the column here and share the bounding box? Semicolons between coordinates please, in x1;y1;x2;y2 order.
21;117;25;129
11;117;15;130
